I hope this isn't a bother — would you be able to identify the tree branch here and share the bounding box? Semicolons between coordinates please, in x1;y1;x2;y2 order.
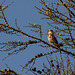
0;23;75;56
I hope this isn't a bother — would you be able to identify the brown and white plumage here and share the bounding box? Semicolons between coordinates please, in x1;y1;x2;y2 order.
48;30;62;54
48;30;59;47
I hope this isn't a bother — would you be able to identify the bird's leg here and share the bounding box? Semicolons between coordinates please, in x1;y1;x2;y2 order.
50;43;54;49
50;43;53;46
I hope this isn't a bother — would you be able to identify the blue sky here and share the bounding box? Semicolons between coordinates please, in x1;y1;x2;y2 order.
0;0;74;75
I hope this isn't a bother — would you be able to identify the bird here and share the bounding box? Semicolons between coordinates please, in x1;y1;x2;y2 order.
48;30;59;47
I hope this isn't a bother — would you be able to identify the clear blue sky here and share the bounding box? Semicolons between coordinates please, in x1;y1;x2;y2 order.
0;0;74;75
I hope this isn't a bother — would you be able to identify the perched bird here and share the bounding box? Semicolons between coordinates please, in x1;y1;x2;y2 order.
48;30;59;47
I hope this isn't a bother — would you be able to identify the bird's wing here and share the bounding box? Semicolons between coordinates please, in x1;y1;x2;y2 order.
53;36;58;44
